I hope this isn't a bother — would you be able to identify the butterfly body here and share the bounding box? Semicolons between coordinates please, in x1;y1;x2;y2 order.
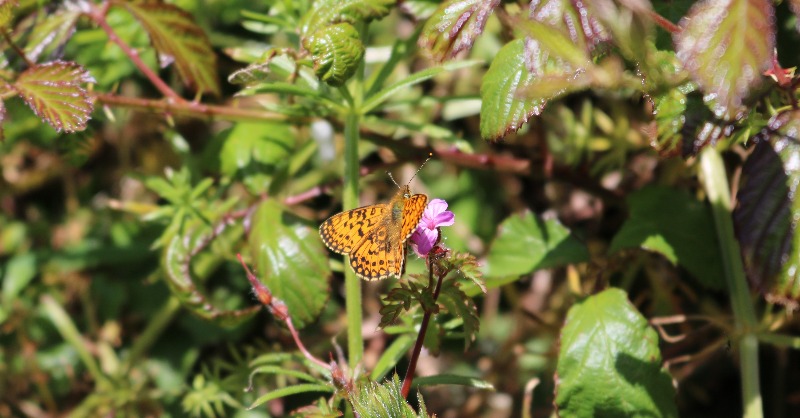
319;185;428;280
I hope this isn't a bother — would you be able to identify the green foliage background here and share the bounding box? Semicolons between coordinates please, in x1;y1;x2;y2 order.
1;0;800;417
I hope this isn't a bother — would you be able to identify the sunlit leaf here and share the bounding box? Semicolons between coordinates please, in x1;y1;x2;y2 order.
484;211;589;279
349;375;421;418
302;23;364;86
480;38;590;140
23;7;81;62
555;288;678;418
249;199;331;329
116;1;220;95
14;61;94;133
609;186;724;289
528;0;609;52
674;0;774;120
218;121;294;195
0;0;16;27
735;110;800;306
418;0;500;62
300;0;396;36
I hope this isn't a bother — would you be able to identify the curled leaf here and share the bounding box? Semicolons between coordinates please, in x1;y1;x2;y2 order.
303;23;364;86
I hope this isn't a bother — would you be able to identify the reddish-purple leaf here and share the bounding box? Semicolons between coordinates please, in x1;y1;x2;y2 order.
734;110;800;308
14;61;94;133
529;0;609;54
418;0;500;63
674;0;774;121
115;1;220;96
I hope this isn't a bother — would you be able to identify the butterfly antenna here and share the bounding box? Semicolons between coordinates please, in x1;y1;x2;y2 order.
407;152;433;184
387;171;401;188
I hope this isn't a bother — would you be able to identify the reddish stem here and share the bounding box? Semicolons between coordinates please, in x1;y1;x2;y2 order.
647;9;680;34
86;2;184;101
236;254;329;370
401;256;445;399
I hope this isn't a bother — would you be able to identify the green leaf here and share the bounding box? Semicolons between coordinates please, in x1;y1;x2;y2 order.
362;59;481;113
300;0;396;36
609;186;724;289
418;0;500;63
438;279;479;349
247;383;334;410
674;0;774;120
791;0;800;32
302;23;364;86
412;374;494;389
14;61;94;133
23;7;81;62
218;121;294;195
480;39;590;140
0;0;16;28
2;253;36;304
484;211;589;279
735;110;800;305
555;288;678;418
116;1;220;95
371;334;415;381
249;199;331;329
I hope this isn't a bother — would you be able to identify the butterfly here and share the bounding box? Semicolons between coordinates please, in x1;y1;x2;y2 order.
319;184;428;281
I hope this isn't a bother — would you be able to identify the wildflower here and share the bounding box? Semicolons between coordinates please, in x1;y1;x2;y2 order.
410;198;455;257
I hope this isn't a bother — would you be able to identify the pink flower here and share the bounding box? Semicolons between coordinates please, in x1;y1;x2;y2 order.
410;199;455;257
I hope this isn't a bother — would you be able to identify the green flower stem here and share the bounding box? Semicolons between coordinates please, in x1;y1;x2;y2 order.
699;148;762;418
343;44;366;369
41;295;110;388
123;296;182;372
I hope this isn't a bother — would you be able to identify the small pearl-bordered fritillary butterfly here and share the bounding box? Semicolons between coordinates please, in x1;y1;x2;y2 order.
319;159;430;280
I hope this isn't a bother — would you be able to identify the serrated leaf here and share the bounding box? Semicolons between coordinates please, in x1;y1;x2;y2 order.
249;199;331;329
300;0;396;36
23;7;81;62
587;0;653;61
674;0;774;120
218;121;294;195
302;23;364;86
609;186;724;289
484;211;589;279
14;61;94;133
528;0;609;52
480;38;590;140
418;0;500;62
116;1;220;95
555;288;678;418
734;111;800;306
439;280;479;349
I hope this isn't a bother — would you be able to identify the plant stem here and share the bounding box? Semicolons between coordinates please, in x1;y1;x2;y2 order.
401;260;445;399
699;148;763;418
343;40;366;370
123;296;181;372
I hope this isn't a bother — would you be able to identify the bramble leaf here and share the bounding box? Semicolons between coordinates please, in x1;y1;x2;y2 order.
14;61;95;133
300;0;396;36
418;0;500;62
302;23;364;86
484;211;589;279
115;1;220;95
480;38;591;140
609;186;724;289
23;7;81;62
218;121;294;195
555;288;678;418
734;110;800;307
674;0;774;120
249;199;331;329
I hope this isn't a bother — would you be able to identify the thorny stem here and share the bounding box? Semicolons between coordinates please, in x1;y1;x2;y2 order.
237;254;329;370
401;254;445;399
86;2;184;101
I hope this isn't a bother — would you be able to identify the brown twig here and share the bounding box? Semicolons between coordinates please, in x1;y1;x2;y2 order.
2;30;34;68
646;9;680;34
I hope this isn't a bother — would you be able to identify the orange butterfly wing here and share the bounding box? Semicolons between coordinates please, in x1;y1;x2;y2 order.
319;204;389;254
